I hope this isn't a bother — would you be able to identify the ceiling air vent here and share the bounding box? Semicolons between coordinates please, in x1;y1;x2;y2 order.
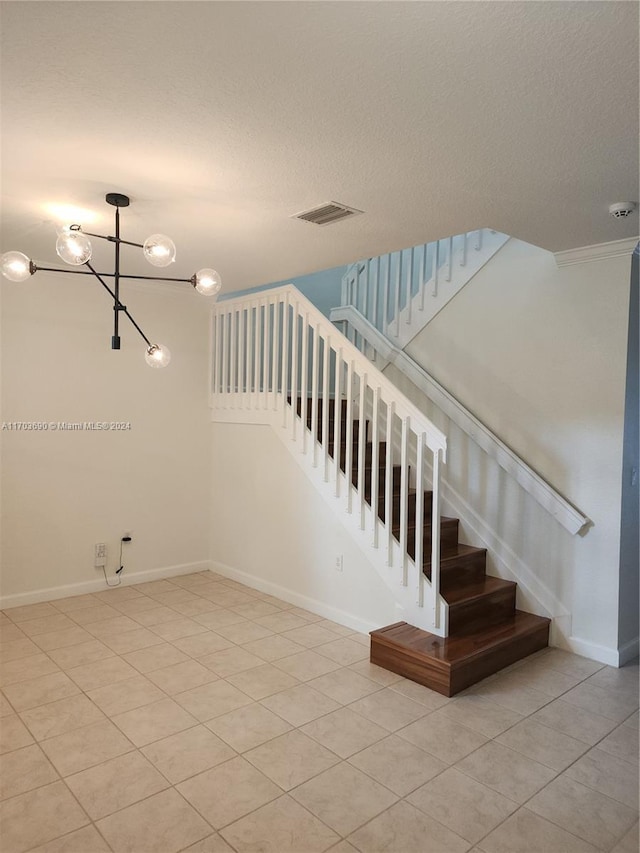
292;201;363;226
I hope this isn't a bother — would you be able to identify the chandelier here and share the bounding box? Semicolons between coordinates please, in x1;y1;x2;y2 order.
0;193;222;368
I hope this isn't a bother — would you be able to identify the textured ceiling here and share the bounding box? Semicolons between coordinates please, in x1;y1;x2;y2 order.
1;1;638;293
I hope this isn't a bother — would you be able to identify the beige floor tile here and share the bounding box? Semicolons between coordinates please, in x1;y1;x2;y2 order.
49;594;101;613
114;596;175;616
0;637;41;662
3;672;80;712
0;691;14;717
101;627;164;654
0;653;60;687
0;714;35;753
202;590;255;608
147;658;219;694
528;774;637;850
245;729;339;790
31;627;94;652
273;650;342;682
174;680;253;721
19;693;105;740
241;633;306;661
478;807;600;852
85;615;141;639
201;646;267;677
612;821;639;853
261;683;341;726
254;612;311;632
496;718;589;770
47;639;115;670
529;698;618;744
292;761;398;836
96;787;211;853
598;721;640;764
328;842;359;853
317;619;358;638
280;624;339;648
17;615;79;638
0;623;28;643
408;766;517;843
439;694;523;738
347;799;469;853
315;637;369;666
168;598;222;617
66;655;138;691
142;724;236;783
111;697;197;747
561;681;639;723
0;743;58;800
147;589;200;607
348;660;404;686
388;677;452;710
215;621;275;645
149;618;209;641
131;579;180;595
0;781;89;853
350;733;447;794
456;741;557;803
532;648;605;679
91;586;146;603
220;794;339;853
565;747;640;809
123;642;191;673
67;604;120;625
65;749;168;819
4;603;60;623
27;824;111;852
205;703;293;752
86;674;165;716
231;601;281;620
307;667;381;704
469;674;552;715
178;755;282;828
226;664;299;700
302;707;388;759
585;662;639;694
131;605;183;626
193;610;248;630
40;718;134;776
172;632;235;658
283;607;324;622
349;688;431;733
498;663;582;698
181;833;236;853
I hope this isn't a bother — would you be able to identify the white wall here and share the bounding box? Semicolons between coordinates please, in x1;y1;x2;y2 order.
1;271;212;603
389;238;632;661
210;421;398;632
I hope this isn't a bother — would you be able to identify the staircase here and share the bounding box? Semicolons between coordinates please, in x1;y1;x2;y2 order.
294;395;549;697
211;284;549;698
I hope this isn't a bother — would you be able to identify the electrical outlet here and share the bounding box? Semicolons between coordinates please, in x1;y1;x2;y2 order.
334;554;343;572
94;542;107;568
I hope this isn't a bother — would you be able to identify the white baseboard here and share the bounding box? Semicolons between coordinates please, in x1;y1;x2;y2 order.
0;561;212;610
552;634;621;667
617;637;640;667
211;559;374;635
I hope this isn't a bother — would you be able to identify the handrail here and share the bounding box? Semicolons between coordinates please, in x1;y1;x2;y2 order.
332;304;590;535
211;284;449;634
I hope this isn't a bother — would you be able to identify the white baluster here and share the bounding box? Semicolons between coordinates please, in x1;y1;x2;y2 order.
272;298;279;411
221;310;228;408
400;416;409;586
238;307;245;406
432;241;439;297
446;236;453;282
345;361;354;513
395;252;402;337
406;247;414;325
281;293;289;427
291;305;299;441
334;348;343;497
431;447;442;629
420;243;427;312
300;314;309;453
358;372;367;529
385;401;395;567
371;386;380;548
262;300;269;409
462;232;468;267
311;323;320;467
230;309;237;407
383;254;391;335
371;257;379;333
322;335;331;481
475;229;482;251
415;434;425;607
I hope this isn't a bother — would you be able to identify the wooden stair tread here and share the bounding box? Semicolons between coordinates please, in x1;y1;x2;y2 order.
425;543;486;567
443;575;516;606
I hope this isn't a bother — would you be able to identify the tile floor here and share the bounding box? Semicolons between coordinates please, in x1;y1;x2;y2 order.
0;571;637;853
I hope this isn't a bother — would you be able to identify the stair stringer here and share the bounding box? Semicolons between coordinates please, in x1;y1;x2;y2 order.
210;402;449;637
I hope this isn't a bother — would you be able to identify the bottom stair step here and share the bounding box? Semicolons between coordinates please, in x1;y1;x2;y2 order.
370;611;550;697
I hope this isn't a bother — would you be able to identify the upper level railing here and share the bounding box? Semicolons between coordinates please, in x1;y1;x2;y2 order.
211;284;449;634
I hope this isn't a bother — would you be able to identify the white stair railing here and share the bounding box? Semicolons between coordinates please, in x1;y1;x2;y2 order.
337;229;509;353
211;285;449;635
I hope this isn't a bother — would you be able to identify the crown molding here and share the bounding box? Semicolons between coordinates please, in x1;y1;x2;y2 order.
554;237;639;267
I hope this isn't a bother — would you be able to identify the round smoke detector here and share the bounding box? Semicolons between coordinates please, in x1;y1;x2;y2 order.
609;201;637;218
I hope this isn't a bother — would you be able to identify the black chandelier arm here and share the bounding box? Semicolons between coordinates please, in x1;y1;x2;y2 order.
85;262;152;348
32;265;195;285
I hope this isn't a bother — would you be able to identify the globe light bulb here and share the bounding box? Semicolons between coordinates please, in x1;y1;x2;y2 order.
143;234;176;267
145;343;171;368
193;268;222;296
56;231;92;265
1;251;33;282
